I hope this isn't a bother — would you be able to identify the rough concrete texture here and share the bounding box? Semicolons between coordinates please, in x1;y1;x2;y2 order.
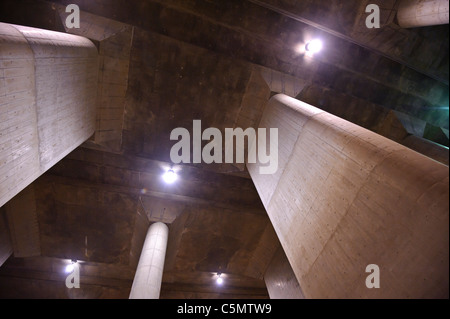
92;26;133;152
264;246;305;299
250;0;449;83
0;0;448;299
56;4;130;41
0;256;134;299
0;22;98;208
248;94;449;298
5;0;444;145
0;147;272;298
397;0;449;28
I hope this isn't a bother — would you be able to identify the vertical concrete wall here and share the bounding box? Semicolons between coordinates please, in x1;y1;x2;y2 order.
248;94;449;298
0;23;98;209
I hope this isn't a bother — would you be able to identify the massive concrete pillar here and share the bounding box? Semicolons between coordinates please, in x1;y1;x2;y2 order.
0;23;98;209
264;246;305;299
4;185;40;258
0;208;12;267
129;222;169;299
397;0;449;28
248;94;449;298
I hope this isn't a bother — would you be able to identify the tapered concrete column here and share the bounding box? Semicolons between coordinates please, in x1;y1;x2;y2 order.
397;0;449;28
129;222;169;299
0;23;98;208
264;246;305;299
248;94;449;298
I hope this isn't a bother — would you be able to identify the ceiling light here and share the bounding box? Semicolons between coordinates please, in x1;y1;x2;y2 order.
65;264;74;273
162;169;177;184
65;260;77;273
216;273;223;285
305;39;323;53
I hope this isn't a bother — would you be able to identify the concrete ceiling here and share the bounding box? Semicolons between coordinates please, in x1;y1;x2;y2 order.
0;0;448;298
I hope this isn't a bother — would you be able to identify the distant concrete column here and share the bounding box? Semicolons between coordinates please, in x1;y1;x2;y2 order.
397;0;449;28
129;222;169;299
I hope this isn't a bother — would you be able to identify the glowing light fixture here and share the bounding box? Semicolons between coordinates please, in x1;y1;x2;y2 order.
216;273;223;285
305;39;323;53
65;260;77;273
65;264;74;273
162;169;177;184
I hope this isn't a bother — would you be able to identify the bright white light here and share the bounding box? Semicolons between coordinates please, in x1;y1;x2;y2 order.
65;263;75;273
65;260;79;273
162;169;177;184
216;272;224;285
305;39;323;53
